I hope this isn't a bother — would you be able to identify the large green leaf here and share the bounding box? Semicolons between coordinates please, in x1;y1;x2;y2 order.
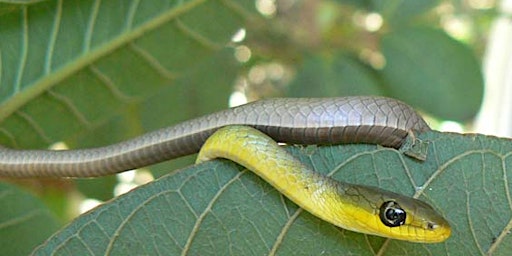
337;0;439;20
0;0;254;199
287;53;383;97
0;0;250;149
0;182;60;256
33;131;512;255
371;0;440;26
379;27;484;121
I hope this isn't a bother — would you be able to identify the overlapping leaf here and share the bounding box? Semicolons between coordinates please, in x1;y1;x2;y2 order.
33;131;512;255
0;0;251;149
0;182;59;256
0;0;254;204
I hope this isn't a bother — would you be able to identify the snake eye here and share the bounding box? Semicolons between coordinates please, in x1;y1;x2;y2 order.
379;201;406;227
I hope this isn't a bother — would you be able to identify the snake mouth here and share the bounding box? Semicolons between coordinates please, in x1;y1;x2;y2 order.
405;220;452;243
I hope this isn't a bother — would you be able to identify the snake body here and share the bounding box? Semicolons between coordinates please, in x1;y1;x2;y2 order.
0;96;429;177
0;96;452;242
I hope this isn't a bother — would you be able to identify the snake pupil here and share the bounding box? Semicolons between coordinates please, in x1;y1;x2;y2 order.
379;201;406;227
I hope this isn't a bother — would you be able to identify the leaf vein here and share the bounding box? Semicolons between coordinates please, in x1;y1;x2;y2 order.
400;153;417;189
0;209;45;229
158;204;182;253
465;170;486;255
329;150;379;176
15;110;52;144
180;170;246;256
487;154;512;255
501;154;512;211
88;65;136;102
84;0;101;53
415;150;499;198
51;214;100;255
76;235;95;256
0;50;3;86
219;0;259;20
92;219;111;241
174;19;220;51
104;189;183;254
363;235;377;255
14;6;29;93
129;43;176;80
0;127;18;148
124;0;140;31
241;210;268;250
268;208;302;256
376;239;391;256
47;89;92;128
44;0;62;74
488;218;512;255
278;191;291;218
177;191;199;218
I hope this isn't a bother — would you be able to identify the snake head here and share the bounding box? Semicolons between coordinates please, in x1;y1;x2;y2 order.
330;184;451;243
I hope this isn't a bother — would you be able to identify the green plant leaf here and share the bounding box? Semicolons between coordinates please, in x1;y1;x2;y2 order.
0;182;60;256
0;0;43;4
335;0;439;24
33;131;512;255
0;0;254;199
288;53;383;97
371;0;440;26
0;0;249;149
379;27;484;121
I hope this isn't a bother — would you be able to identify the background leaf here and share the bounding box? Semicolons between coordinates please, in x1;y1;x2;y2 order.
371;0;441;26
0;0;247;148
0;0;249;201
33;131;512;255
379;27;484;121
0;182;60;256
287;53;383;97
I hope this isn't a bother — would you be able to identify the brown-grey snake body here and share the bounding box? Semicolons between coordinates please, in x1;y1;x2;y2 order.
0;96;430;178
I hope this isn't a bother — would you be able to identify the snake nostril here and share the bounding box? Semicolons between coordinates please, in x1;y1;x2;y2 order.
427;222;438;230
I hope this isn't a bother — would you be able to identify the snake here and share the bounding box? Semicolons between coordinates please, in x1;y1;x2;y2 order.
197;125;450;243
0;96;451;242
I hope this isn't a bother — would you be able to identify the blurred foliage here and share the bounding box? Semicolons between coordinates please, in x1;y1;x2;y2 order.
241;0;487;121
